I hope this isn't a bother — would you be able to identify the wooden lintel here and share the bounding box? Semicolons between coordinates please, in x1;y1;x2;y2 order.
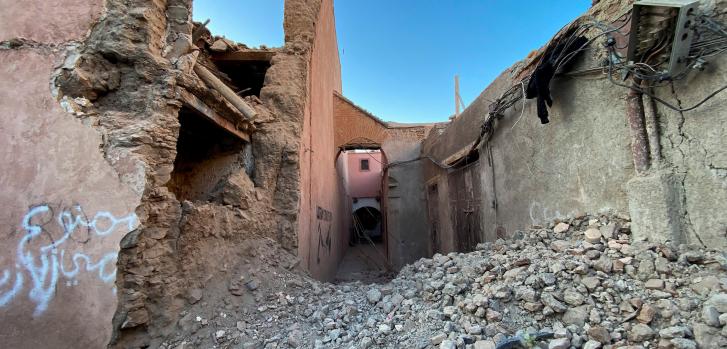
178;89;250;142
443;140;477;166
211;50;275;62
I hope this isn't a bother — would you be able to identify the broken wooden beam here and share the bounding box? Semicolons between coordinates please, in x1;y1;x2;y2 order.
193;63;258;120
192;19;210;42
178;88;251;142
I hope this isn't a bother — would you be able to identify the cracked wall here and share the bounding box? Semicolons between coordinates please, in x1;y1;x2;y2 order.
0;1;140;348
1;0;342;347
644;47;727;248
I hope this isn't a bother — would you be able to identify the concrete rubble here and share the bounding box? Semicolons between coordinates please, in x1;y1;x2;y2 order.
159;213;727;349
3;0;727;347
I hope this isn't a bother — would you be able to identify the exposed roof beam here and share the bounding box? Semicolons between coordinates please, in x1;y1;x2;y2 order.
211;51;275;62
178;88;251;142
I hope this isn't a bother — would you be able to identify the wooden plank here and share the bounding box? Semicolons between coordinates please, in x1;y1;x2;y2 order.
178;88;250;142
442;140;477;166
448;165;483;252
211;50;275;62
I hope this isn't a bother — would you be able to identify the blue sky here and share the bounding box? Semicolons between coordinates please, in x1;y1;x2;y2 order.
193;1;590;123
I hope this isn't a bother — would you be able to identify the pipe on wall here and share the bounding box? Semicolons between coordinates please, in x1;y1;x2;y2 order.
625;78;651;175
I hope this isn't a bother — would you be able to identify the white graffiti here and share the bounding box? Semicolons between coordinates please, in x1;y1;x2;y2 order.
0;204;137;316
529;201;572;226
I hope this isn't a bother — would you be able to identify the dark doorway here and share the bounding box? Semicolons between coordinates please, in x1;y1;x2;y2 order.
448;162;483;252
353;206;382;242
426;183;441;254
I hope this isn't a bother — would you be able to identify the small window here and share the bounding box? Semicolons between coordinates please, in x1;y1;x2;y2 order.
360;159;370;171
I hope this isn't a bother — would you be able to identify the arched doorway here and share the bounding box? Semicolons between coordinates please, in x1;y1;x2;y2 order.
333;144;391;283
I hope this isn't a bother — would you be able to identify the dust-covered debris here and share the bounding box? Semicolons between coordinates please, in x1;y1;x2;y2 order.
159;213;727;349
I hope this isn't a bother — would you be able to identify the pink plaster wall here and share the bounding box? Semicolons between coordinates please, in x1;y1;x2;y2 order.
0;2;140;348
0;0;104;43
345;152;383;198
297;0;346;280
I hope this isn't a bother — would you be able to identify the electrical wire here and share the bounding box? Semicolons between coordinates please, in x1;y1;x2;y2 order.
510;81;528;130
606;46;727;112
452;9;727;171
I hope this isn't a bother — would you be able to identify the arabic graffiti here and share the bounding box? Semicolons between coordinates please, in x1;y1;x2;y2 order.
316;206;332;264
0;204;137;316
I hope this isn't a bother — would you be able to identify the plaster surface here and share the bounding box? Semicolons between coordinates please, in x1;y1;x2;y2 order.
0;49;139;349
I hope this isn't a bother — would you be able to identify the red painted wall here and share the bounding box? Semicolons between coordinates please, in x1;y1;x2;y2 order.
345;151;383;198
297;0;346;280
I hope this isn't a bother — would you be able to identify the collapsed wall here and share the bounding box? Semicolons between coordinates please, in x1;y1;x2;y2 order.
1;0;344;347
422;0;727;253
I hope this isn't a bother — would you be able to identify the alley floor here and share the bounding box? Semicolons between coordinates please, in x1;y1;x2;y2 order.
334;242;393;284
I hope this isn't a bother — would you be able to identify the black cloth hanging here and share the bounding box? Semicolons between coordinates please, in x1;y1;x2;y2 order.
525;35;588;124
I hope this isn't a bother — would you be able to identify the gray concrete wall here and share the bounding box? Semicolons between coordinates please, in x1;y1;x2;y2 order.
480;73;634;236
383;139;430;269
422;1;727;250
640;54;727;247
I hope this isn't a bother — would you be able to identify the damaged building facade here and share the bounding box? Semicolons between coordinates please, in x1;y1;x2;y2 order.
421;0;727;255
0;0;439;346
0;0;373;347
1;0;726;348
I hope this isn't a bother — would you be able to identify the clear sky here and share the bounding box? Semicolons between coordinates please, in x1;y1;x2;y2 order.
193;1;591;123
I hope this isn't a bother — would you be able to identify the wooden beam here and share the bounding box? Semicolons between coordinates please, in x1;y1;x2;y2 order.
443;140;477;166
178;88;250;142
193;64;257;119
211;51;275;62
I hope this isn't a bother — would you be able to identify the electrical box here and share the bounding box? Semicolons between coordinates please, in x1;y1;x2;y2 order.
627;0;700;77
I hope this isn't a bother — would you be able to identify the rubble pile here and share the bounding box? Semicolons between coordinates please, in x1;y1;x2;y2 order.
162;214;727;349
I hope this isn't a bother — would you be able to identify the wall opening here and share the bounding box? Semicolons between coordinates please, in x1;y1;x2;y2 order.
334;148;392;283
167;106;247;201
352;205;382;242
210;54;272;97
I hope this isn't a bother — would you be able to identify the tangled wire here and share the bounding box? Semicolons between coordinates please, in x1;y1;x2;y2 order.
472;7;727;152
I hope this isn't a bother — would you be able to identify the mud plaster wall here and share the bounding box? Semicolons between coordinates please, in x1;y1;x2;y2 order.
423;0;727;251
298;0;347;281
647;53;727;248
0;0;296;347
0;0;341;346
382;140;431;270
0;1;141;348
106;0;347;346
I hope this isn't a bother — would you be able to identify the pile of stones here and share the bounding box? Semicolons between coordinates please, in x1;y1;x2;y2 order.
162;213;727;349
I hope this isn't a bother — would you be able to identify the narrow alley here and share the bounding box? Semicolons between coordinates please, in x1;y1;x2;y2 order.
0;0;726;348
